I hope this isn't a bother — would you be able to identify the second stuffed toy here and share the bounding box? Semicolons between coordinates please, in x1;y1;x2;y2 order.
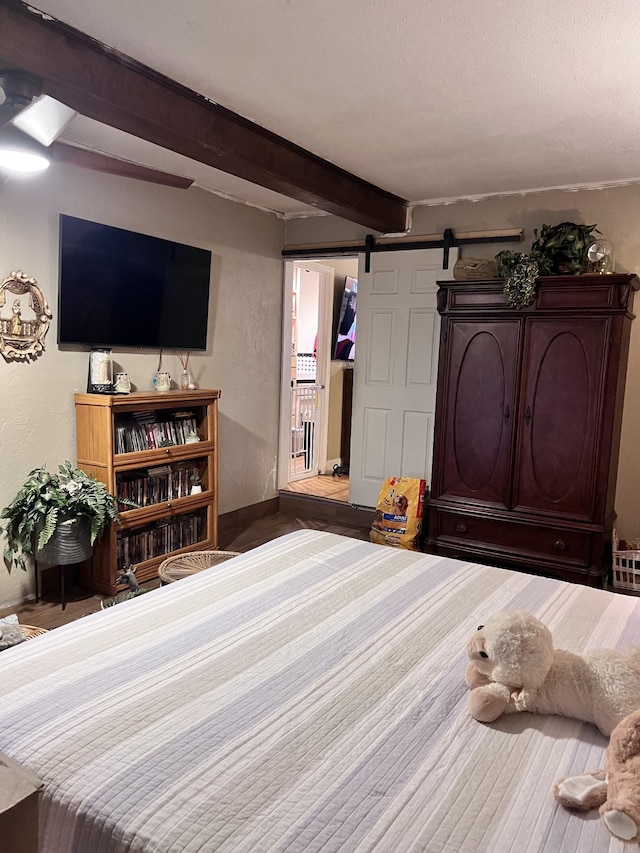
465;609;640;736
554;707;640;843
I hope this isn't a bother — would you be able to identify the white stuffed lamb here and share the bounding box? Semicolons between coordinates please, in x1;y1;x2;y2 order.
465;610;640;736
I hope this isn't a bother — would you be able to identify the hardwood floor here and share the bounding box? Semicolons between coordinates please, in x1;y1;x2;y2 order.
281;473;349;502
0;510;370;631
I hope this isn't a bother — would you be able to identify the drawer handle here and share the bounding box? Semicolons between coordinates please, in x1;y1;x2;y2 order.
553;539;567;551
455;523;469;535
525;406;532;427
165;448;171;455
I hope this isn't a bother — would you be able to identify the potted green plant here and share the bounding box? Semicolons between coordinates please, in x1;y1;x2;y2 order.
530;221;600;275
495;250;540;307
0;462;123;572
496;222;601;307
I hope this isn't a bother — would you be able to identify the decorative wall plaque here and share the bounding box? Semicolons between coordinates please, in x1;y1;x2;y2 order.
0;270;52;361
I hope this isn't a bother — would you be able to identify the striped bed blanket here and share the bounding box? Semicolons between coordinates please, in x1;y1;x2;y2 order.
1;529;638;852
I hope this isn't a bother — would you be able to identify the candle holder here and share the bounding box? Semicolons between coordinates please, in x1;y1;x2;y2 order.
87;348;113;393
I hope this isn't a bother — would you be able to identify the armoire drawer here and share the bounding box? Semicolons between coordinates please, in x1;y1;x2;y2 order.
434;510;593;566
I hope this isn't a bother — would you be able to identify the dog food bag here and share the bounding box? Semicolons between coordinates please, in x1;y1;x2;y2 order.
370;476;427;550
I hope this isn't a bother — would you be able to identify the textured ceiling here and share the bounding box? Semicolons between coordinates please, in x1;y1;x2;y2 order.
22;0;640;219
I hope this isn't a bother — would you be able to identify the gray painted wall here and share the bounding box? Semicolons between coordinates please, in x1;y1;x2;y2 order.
0;164;284;607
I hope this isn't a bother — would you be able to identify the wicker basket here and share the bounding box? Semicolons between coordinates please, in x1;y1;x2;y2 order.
612;549;640;593
20;624;49;640
158;550;241;584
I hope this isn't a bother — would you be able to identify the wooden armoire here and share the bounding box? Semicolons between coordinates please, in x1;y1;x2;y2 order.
427;274;638;586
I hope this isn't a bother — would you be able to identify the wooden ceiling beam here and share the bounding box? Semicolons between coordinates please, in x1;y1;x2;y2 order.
0;1;409;232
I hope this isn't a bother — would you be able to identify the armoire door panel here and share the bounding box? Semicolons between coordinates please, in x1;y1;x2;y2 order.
513;318;609;520
438;320;520;507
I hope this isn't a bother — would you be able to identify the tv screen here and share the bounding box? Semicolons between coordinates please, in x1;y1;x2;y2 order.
57;214;211;350
333;276;357;361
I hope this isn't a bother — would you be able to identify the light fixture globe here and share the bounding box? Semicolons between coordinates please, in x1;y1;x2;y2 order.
0;124;50;173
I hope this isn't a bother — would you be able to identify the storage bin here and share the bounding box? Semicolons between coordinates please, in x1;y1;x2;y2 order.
612;548;640;593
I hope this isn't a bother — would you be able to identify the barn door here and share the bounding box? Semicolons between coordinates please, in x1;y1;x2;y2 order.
348;248;457;508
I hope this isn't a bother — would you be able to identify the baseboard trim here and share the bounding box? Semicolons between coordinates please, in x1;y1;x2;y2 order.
279;491;372;529
219;497;279;536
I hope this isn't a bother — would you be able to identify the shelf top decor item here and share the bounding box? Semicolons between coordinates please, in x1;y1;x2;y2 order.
0;270;52;361
495;221;603;308
87;348;114;394
0;462;123;572
152;371;172;392
530;222;600;276
587;239;615;274
495;251;539;308
452;257;498;281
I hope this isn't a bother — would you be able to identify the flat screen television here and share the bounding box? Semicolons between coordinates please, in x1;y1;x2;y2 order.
57;214;211;350
333;276;357;360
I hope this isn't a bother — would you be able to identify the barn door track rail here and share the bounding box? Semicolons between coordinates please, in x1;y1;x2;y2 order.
283;228;523;272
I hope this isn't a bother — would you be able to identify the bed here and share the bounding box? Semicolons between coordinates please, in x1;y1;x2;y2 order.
1;529;638;852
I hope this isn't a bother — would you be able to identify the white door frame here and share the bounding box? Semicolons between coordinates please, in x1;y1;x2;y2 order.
278;260;333;489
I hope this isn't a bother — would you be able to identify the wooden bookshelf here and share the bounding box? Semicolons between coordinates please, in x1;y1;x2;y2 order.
75;389;220;595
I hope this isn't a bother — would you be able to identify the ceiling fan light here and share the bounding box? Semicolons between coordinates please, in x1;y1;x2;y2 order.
0;148;50;172
11;95;77;147
0;125;50;173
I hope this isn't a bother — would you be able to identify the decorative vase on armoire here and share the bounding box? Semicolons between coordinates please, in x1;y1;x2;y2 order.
426;273;639;587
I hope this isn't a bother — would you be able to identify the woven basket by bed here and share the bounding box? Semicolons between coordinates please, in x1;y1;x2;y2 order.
20;624;49;640
158;550;241;584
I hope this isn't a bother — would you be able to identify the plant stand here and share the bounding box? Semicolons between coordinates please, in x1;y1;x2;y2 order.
34;559;79;611
34;517;92;611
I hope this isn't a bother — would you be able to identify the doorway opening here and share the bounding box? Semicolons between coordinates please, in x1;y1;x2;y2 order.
279;257;358;503
280;245;458;511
